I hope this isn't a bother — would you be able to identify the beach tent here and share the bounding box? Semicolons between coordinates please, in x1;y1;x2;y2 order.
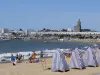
69;48;86;69
82;50;88;67
62;49;72;54
84;47;98;67
82;46;90;66
96;48;100;65
51;49;69;72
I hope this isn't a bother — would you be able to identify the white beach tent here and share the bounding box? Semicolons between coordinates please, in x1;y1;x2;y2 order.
82;46;89;67
96;48;100;65
51;49;69;72
84;47;98;67
69;48;86;69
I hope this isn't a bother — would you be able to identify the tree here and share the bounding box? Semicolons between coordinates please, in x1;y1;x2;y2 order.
19;28;23;31
12;32;17;36
43;28;46;30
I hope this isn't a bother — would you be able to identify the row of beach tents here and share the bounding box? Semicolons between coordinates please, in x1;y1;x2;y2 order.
51;47;100;72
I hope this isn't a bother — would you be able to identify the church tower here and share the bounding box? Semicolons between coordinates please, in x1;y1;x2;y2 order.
74;19;81;32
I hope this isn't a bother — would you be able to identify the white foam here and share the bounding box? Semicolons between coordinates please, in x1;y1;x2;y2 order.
0;48;73;62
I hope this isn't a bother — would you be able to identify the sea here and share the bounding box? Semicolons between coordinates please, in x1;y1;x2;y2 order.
0;40;99;53
0;40;99;62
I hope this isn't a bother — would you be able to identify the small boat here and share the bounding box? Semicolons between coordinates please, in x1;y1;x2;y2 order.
23;38;30;41
44;41;47;42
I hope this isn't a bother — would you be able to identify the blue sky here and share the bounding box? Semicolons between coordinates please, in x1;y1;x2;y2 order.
0;0;100;31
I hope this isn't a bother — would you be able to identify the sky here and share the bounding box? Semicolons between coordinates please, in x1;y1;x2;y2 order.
0;0;100;31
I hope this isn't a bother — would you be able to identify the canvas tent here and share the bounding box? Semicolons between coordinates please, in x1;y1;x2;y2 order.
96;48;100;65
51;49;69;72
84;47;98;67
69;48;86;69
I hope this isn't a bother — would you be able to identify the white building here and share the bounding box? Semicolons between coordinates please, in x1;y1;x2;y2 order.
0;28;9;33
67;28;72;32
35;32;100;35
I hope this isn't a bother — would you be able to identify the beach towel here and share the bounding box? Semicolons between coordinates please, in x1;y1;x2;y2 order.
51;49;69;72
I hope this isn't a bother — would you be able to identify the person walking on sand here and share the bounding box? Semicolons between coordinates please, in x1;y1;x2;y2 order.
40;50;47;70
11;54;16;66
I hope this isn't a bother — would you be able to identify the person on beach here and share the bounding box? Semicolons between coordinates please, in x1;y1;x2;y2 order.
40;50;44;62
40;50;47;70
18;54;22;63
16;54;18;61
16;54;22;63
29;51;36;63
11;54;16;66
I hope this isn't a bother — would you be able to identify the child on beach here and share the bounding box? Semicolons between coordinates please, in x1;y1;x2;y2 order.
11;54;16;66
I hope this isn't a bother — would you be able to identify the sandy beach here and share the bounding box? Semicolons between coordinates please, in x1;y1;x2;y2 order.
0;58;100;75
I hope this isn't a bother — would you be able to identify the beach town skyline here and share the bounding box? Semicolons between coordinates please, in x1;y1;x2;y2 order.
0;18;97;32
0;0;100;31
1;1;100;75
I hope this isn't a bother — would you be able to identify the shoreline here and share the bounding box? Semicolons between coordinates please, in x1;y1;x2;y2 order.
1;39;100;43
31;39;100;43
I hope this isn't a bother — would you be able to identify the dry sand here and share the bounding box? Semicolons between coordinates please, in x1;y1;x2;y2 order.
0;58;100;75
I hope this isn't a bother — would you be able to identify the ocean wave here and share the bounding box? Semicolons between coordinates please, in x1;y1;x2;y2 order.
0;49;58;62
0;45;98;63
